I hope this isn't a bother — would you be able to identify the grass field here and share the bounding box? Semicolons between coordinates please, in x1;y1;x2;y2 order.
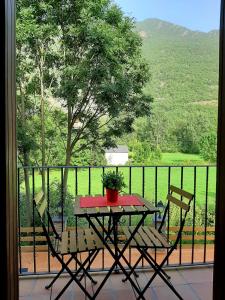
160;152;207;166
20;154;216;210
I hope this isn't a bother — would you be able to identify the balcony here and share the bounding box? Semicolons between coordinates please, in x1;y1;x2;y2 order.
18;165;215;299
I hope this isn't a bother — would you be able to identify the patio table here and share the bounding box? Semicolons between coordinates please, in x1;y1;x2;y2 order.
74;194;159;299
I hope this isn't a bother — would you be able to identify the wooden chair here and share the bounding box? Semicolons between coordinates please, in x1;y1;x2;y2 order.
122;185;194;300
34;191;104;300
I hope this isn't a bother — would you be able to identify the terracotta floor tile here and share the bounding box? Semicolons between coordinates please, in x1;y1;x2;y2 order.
179;267;213;283
153;284;200;300
19;279;36;297
190;282;213;300
19;267;214;300
143;269;186;287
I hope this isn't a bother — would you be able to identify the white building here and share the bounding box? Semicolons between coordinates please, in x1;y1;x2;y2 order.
105;145;129;165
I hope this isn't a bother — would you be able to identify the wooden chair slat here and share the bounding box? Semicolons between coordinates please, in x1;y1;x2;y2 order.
142;227;162;247
77;230;88;252
35;191;44;205
170;185;193;200
129;226;146;247
69;231;77;253
167;194;190;211
61;231;68;254
90;229;103;248
121;226;137;247
38;198;47;218
84;229;96;250
148;227;170;248
138;227;154;247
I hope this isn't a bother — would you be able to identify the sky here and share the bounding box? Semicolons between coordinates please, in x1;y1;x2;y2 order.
114;0;221;32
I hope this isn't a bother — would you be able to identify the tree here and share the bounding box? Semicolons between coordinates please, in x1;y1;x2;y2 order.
50;0;152;192
175;109;217;154
17;2;40;225
17;0;59;193
200;133;217;162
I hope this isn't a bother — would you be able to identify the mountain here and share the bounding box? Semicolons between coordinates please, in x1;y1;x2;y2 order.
136;19;219;109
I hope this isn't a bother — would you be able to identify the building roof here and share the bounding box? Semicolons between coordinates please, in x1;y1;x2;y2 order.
105;145;128;154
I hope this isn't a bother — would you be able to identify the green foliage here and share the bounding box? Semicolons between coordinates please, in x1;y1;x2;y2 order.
47;182;76;226
137;19;218;104
50;0;152;164
102;171;126;191
174;109;217;154
72;148;106;166
130;141;151;164
118;18;218;161
200;133;217;162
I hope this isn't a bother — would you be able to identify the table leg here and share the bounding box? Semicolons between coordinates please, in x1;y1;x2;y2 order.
95;215;139;277
113;216;120;273
86;214;148;299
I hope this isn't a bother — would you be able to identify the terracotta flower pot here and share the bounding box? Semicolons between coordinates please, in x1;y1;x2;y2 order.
106;188;119;202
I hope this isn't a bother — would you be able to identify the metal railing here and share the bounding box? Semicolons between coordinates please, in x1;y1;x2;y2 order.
17;165;216;275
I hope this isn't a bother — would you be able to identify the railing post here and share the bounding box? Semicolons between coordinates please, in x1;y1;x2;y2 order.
32;168;36;273
17;168;22;274
191;166;197;264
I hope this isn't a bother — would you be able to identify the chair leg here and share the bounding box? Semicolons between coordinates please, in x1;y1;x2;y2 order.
122;253;142;282
120;251;139;278
145;250;171;280
75;254;97;284
137;248;183;300
79;249;100;283
122;248;170;283
45;250;97;290
54;255;94;300
45;256;74;289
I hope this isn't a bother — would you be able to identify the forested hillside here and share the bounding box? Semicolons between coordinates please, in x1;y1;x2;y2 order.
136;18;219;104
123;19;219;161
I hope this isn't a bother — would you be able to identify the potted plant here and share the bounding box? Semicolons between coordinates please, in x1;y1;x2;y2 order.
102;171;126;202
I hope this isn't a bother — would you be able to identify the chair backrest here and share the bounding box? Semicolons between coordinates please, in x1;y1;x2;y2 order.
167;185;193;212
33;191;61;255
34;191;47;220
159;185;194;247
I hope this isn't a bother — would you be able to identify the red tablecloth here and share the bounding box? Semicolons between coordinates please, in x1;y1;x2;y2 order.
80;195;144;208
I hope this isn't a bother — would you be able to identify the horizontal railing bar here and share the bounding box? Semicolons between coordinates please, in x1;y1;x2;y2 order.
18;164;216;170
19;262;214;277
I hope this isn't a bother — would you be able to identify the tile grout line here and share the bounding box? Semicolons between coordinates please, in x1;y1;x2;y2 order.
178;270;203;300
141;268;159;300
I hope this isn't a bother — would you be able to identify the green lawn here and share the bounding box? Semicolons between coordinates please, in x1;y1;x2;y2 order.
19;153;216;227
160;152;207;166
22;165;216;209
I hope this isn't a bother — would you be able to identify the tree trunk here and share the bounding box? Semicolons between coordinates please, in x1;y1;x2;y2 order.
23;151;32;225
19;86;32;225
63;107;73;197
39;50;46;194
63;129;72;197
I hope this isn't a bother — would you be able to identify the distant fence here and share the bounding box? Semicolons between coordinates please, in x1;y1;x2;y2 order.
19;225;215;253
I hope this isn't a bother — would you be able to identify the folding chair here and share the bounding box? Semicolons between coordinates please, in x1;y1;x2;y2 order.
34;191;104;300
122;185;194;300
